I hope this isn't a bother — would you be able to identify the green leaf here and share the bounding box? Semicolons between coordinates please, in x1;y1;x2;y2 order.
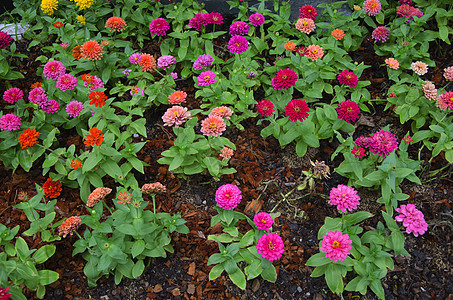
261;263;277;282
38;270;59;285
169;154;184;171
325;263;344;294
82;154;102;173
229;269;246;290
209;264;224;280
33;245;55;264
131;240;146;258
132;260;145;278
306;252;331;267
370;279;385;299
100;159;123;178
343;211;372;225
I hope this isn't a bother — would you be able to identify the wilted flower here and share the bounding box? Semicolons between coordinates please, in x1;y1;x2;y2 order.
329;184;360;212
141;182;166;195
87;187;112;207
58;216;82;238
411;61;428;75
310;160;330;179
320;230;352;263
396;204;428;237
336;100;360;123
256;233;285;261
201;115;226;137
215;184;242;210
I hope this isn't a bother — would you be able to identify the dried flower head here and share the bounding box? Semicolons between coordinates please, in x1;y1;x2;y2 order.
18;128;41;149
42;178;62;199
87;187;112;207
320;230;352;262
141;182;166;195
310;160;330;179
256;232;285;261
58;216;81;238
215;184;242;210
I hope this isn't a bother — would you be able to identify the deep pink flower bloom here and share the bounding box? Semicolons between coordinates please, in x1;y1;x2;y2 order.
157;55;176;70
197;71;217;86
320;230;352;263
253;212;273;231
336;100;360;123
351;146;366;158
193;54;215;70
397;4;422;21
285;98;309;122
201;115;226;137
3;87;23;104
400;0;413;4
0;31;13;49
171;72;178;79
355;136;372;148
299;4;317;20
129;53;142;64
368;130;398;158
256;232;285;261
35;94;49;108
395;204;428;237
363;0;381;16
0;285;12;299
59;42;69;49
329;184;360;212
228;35;248;54
43;60;66;80
0;114;21;131
249;13;265;26
149;18;169;36
437;91;453;111
271;68;298;90
28;87;45;104
162;106;191;128
337;70;358;88
66;101;84;117
215;184;242;210
208;12;223;25
189;13;209;31
56;74;78;91
83;75;104;91
372;26;390;42
41;99;60;114
256;100;275;117
229;21;249;36
403;135;413;143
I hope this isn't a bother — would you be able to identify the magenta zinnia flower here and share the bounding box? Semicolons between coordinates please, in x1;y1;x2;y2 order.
193;54;215;70
28;87;45;104
351;146;366;159
363;0;381;16
41;99;60;114
157;55;176;70
228;35;248;54
0;285;12;299
338;70;358;88
129;53;142;64
395;204;428;237
149;18;169;36
285;99;309;122
3;87;23;104
256;232;285;261
229;21;249;36
320;230;352;263
336;100;360;123
215;184;242;210
189;13;209;31
197;70;217;86
43;60;66;80
0;114;21;131
256;100;275;117
271;68;298;90
66;101;84;117
329;184;360;212
355;136;372;148
208;12;223;25
437;91;453;110
200;115;226;137
299;4;317;20
372;26;390;42
249;13;265;26
253;212;273;231
368;130;398;158
0;31;13;49
56;73;78;91
162;106;191;128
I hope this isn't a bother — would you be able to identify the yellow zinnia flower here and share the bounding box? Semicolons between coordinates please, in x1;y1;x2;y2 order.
41;0;58;15
76;15;86;25
74;0;94;9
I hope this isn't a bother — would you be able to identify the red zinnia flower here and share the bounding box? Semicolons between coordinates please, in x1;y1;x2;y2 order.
53;21;64;28
81;73;93;83
299;4;317;20
18;128;41;149
351;146;366;158
84;127;104;147
70;159;82;170
336;100;360;123
256;100;275;117
42;178;62;199
271;68;298;90
285;99;309;122
337;70;358;87
88;91;107;107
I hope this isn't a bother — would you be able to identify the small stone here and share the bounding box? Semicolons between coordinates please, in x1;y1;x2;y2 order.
297;287;303;293
251;279;260;292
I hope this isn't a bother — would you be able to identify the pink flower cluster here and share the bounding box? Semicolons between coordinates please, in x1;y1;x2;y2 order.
437;91;453;111
56;73;78;91
249;13;265;26
201;115;226;137
215;184;242;210
329;184;360;212
0;31;13;49
363;0;381;16
395;204;428;237
162;106;191;128
3;87;23;104
149;18;170;36
0;114;22;131
228;35;248;54
320;230;352;262
397;4;423;21
256;233;285;261
337;70;358;88
253;212;273;231
193;54;215;70
28;87;60;114
229;21;249;36
336;100;360;123
66;101;85;117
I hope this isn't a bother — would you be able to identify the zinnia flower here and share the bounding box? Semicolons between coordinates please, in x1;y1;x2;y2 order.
397;4;422;21
83;75;104;91
81;40;104;61
168;91;187;105
60;42;69;49
305;44;324;61
368;130;398;158
41;99;60;113
284;42;297;51
130;86;143;96
3;87;23;104
28;87;45;104
253;212;273;231
0;285;12;299
87;187;112;207
229;21;249;36
84;127;104;147
249;13;265;26
171;72;178;79
208;12;223;25
18;128;41;149
421;81;437;100
299;4;317;20
220;146;234;160
88;91;107;107
329;184;360;212
403;135;412;143
256;100;275;117
215;184;242;210
74;0;94;9
0;31;13;49
443;66;453;81
30;82;42;89
295;46;306;56
141;182;166;195
320;230;352;263
101;39;110;47
201;115;226;137
355;136;372;148
162;106;191;128
271;68;298;90
437;91;453;110
105;16;126;32
76;15;86;25
285;99;309;122
395;204;428;237
411;61;428;75
66;101;84;117
70;158;82;169
351;146;366;158
72;45;82;60
58;216;82;238
117;191;132;205
149;18;169;36
295;18;316;34
363;0;381;16
256;233;285;261
157;55;176;70
228;35;248;54
40;0;58;15
139;53;157;72
385;58;399;70
331;29;345;40
0;114;21;131
336;100;360;123
197;70;217;86
43;60;66;80
193;54;215;70
189;13;209;31
129;53;142;64
56;74;78;91
42;178;62;199
209;106;233;120
371;26;390;42
337;70;358;87
53;21;64;28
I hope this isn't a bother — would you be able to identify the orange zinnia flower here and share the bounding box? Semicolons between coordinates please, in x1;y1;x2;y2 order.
88;91;107;107
105;16;126;32
284;42;297;51
81;40;104;61
168;91;187;105
84;127;104;147
42;178;62;199
30;82;43;89
70;159;82;169
18;128;41;149
138;53;156;72
81;73;93;83
53;21;64;28
72;45;82;60
331;29;345;40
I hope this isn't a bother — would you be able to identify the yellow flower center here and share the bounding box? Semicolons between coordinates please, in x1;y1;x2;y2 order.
210;122;217;128
332;240;340;248
268;241;275;250
204;76;210;81
313;49;318;54
173;111;179;115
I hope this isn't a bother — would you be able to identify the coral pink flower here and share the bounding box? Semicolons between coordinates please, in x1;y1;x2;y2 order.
271;68;298;89
320;230;352;263
385;58;399;70
397;4;423;21
256;100;275;117
3;87;23;104
81;40;104;61
336;100;360;123
351;146;366;158
139;53;157;72
421;81;437;100
168;91;187;105
58;216;82;237
197;71;217;86
443;66;453;81
117;191;131;205
249;13;265;26
285;98;309;123
295;18;316;34
436;91;453;110
411;61;428;75
299;4;317;20
329;184;361;212
66;101;84;117
141;182;166;195
395;204;428;237
105;16;126;32
56;74;78;91
189;13;209;31
43;60;66;80
368;130;398;158
149;18;169;36
162;106;191;128
201;115;226;137
0;114;21;131
337;70;358;88
220;146;234;160
253;212;273;231
363;0;381;16
229;21;249;36
209;106;233;120
305;44;324;61
87;187;111;207
256;232;285;261
228;35;249;54
208;12;223;25
371;26;390;42
215;184;242;210
331;29;345;40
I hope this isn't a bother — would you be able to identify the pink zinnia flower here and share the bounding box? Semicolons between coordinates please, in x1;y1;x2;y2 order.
228;35;249;54
189;13;209;31
351;146;366;158
411;61;428;75
385;58;399;70
336;100;360;123
209;106;233;120
56;73;78;91
58;216;82;238
271;68;298;90
41;99;60;114
197;71;217;86
320;230;352;263
355;136;372;148
368;130;398;158
395;204;428;237
338;70;358;88
157;55;176;70
215;184;242;210
66;101;84;117
3;87;23;104
437;91;453;110
305;45;324;61
363;0;381;16
43;60;66;80
295;18;316;34
249;13;265;26
285;98;309;123
372;26;389;42
0;285;12;299
208;12;223;25
220;146;234;160
299;5;317;20
201;115;226;137
83;75;104;91
171;72;178;79
229;21;249;36
403;135;413;143
28;87;45;104
149;18;169;36
129;53;142;64
0;31;13;49
400;0;413;4
329;184;360;212
162;106;191;128
0;114;21;131
397;4;423;21
253;212;273;231
193;54;215;70
141;182;166;195
421;81;437;100
443;66;453;81
256;232;285;261
256;100;275;117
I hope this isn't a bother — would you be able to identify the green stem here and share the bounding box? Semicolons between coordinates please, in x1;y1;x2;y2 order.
152;194;156;216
